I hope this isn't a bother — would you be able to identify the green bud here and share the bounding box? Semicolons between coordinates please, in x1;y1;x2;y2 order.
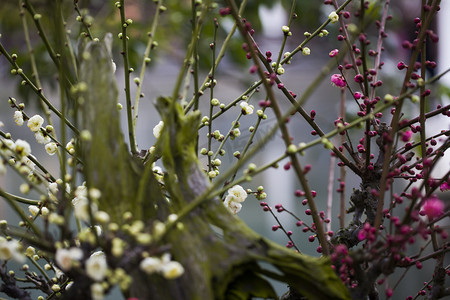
384;94;394;102
287;144;297;154
416;78;424;87
211;98;220;106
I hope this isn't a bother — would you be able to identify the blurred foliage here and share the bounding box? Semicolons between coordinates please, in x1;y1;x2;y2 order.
0;0;409;106
0;1;326;88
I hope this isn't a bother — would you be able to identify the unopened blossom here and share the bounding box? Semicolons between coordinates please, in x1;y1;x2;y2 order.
48;182;58;201
15;139;31;157
331;74;346;88
239;101;254;115
41;207;49;216
160;261;184;279
27;115;44;132
35;131;51;144
329;49;339;57
153;121;164;139
55;247;83;271
91;282;104;300
85;251;107;281
420;197;445;219
401;130;412;142
328;11;339;23
66;139;75;154
0;238;25;262
302;47;311;56
25;246;36;257
45;142;58;155
14;111;24;126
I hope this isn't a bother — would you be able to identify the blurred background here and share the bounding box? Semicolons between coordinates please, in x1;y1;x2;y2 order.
0;1;448;299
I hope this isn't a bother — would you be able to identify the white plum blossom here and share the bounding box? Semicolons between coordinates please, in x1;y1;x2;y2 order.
15;139;31;157
223;185;247;214
45;142;58;155
72;196;97;221
55;247;84;271
0;237;25;263
35;131;51;144
1;139;15;157
20;155;36;172
28;205;40;216
224;197;243;214
74;184;88;198
139;254;184;279
239;101;254;115
160;261;185;279
328;11;339;24
14;111;24;126
226;185;247;203
140;256;163;274
85;251;107;281
48;182;58;194
27;115;44;132
153;121;164;139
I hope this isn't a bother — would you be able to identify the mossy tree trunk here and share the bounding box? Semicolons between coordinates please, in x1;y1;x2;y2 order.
77;37;350;300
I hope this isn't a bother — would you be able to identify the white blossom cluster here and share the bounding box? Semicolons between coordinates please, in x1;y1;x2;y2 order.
14;112;59;156
223;185;248;214
0;137;36;176
140;253;184;279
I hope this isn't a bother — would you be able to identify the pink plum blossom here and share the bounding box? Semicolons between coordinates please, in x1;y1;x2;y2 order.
401;130;412;142
329;49;339;57
331;74;346;87
420;197;445;219
440;182;449;192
